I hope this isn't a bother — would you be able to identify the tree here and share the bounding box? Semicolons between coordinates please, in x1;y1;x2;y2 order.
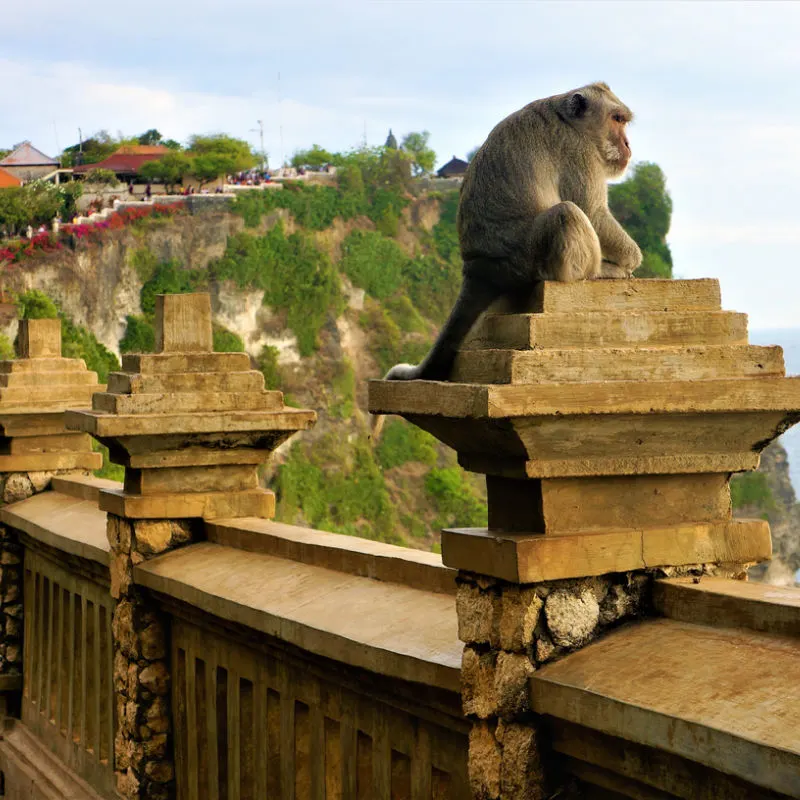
401;131;436;176
137;129;163;146
84;168;119;186
291;144;334;169
608;162;673;278
139;152;193;193
61;130;118;167
187;134;256;186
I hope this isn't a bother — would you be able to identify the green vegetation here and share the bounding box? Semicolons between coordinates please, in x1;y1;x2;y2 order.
187;134;256;187
210;223;343;356
212;325;245;353
424;467;488;529
275;432;400;543
340;230;408;300
376;419;437;470
140;259;205;314
0;334;14;360
119;314;155;353
138;152;193;193
609;162;673;278
256;345;282;390
400;131;436;176
92;441;125;482
731;472;777;513
16;289;120;381
84;168;119;186
329;360;356;419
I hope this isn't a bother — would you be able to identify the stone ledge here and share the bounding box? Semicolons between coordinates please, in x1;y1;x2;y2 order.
134;542;461;692
0;490;109;565
66;408;316;437
369;376;800;418
50;474;123;502
441;520;771;583
206;518;457;595
529;618;800;797
654;576;800;637
0;452;102;472
99;487;275;520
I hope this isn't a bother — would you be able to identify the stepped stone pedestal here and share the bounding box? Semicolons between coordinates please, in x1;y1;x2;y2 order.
67;293;316;520
370;278;799;581
370;278;800;800
0;318;102;476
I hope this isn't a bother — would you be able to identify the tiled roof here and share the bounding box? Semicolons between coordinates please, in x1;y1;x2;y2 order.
0;141;58;167
437;156;469;178
0;167;22;188
73;151;166;176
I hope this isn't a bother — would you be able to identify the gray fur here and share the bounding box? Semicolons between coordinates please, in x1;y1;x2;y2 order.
385;82;642;382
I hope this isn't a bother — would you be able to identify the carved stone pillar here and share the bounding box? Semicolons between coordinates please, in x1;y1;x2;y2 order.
370;278;800;799
68;293;315;799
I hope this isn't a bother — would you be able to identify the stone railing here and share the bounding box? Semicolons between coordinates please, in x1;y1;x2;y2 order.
0;297;468;800
0;283;798;799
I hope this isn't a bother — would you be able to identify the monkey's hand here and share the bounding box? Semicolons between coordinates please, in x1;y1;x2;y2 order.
600;258;636;279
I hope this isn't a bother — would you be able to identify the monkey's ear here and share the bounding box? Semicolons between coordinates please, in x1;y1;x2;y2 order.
566;92;589;118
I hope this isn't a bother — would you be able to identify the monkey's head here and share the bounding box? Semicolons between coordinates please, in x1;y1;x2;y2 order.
560;83;634;178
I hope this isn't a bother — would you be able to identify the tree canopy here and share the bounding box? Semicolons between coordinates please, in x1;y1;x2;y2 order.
401;131;436;176
609;162;673;278
187;134;256;185
139;152;193;192
291;145;334;169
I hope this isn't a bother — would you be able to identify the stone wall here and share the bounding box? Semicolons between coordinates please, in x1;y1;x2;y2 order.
110;515;198;800
456;562;748;799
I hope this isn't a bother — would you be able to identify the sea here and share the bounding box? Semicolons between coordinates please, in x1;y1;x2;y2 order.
750;328;800;494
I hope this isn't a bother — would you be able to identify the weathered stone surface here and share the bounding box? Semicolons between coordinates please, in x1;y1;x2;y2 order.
144;760;174;783
462;646;497;719
26;471;51;492
494;586;542;652
145;697;170;734
599;583;636;626
545;587;600;648
113;600;139;659
133;520;183;555
17;318;62;358
457;581;494;644
155;292;213;353
2;474;33;504
494;652;534;719
140;620;166;661
139;662;170;696
499;723;546;800
108;516;133;552
110;552;133;600
469;721;501;800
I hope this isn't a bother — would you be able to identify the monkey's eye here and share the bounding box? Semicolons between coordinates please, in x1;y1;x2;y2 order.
612;113;626;124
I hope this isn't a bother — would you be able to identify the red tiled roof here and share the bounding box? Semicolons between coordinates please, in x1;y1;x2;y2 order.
73;151;166;176
0;141;58;167
0;167;22;188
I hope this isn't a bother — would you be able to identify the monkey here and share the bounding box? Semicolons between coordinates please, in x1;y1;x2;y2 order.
385;82;642;382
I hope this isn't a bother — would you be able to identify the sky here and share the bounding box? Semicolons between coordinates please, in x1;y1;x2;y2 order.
1;1;800;330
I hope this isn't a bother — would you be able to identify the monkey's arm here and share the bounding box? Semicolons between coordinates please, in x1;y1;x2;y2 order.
591;210;642;278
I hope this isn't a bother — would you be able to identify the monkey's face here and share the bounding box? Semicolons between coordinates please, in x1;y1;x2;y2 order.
603;111;632;178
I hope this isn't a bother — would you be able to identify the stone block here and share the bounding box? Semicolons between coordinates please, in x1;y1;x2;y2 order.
92;389;282;415
451;344;784;385
456;581;495;644
124;465;259;495
462;310;749;351
122;351;250;375
545;587;600;648
0;452;102;473
8;433;93;454
155;292;213;353
442;519;771;584
468;721;502;800
139;662;170;696
2;474;33;504
499;723;546;800
108;370;266;395
462;646;497;718
99;487;276;520
494;652;534;718
486;474;732;534
527;278;721;314
494;586;543;652
17;318;62;358
133;520;192;556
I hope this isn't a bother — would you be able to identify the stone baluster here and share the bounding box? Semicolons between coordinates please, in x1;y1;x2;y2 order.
370;278;800;799
0;318;101;693
67;292;315;800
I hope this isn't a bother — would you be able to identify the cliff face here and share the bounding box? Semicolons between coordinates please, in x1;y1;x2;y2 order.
4;201;800;569
736;440;800;585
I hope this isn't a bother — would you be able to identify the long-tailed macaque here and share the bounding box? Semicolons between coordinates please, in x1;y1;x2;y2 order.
385;82;642;381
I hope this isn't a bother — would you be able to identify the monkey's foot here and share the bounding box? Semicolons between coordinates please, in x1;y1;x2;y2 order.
384;363;420;381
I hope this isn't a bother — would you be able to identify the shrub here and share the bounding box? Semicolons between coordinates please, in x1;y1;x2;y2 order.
256;345;282;390
120;315;155;353
425;467;488;529
376;419;437;469
212;325;245;353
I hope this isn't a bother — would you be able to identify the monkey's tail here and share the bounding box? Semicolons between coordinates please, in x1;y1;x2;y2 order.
384;274;502;381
